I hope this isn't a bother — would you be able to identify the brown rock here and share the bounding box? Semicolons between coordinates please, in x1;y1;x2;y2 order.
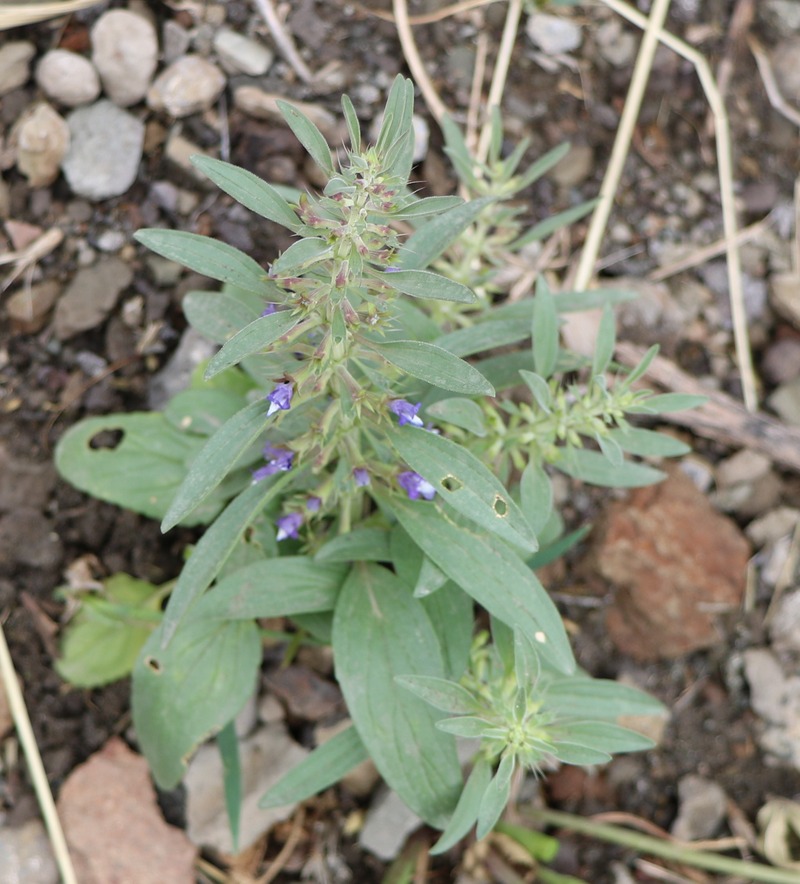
7;280;60;333
595;469;749;660
11;103;70;187
53;257;133;340
57;738;196;884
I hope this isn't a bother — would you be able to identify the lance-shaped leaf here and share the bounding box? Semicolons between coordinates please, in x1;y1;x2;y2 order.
190;156;303;232
392;195;464;219
532;277;559;379
395;675;478;715
397;197;494;270
182;289;262;344
135;230;268;294
519;461;553;536
333;564;462;826
204;312;301;379
548;721;655;755
388;426;537;552
276;99;334;177
511;198;598;249
476;754;515;839
555;448;665;488
431;758;492;854
260;725;369;809
425;398;487;437
628;393;708;413
376;491;575;674
161;399;270;532
543;675;666;720
132;617;261;788
607;427;690;457
375;340;495;396
315;527;392;563
592;304;616;377
382;269;476;304
435;321;530;358
216;721;242;853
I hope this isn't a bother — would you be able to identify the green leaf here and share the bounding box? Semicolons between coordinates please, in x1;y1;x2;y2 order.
395;675;477;714
441;114;479;190
56;574;162;688
431;757;492;854
548;721;654;754
549;743;612;766
341;93;361;152
315;527;392;564
376;340;495;396
597;433;624;468
194;557;347;620
592;304;616;377
619;344;659;388
217;720;242;853
161;399;270;532
436;716;497;739
435;321;530;357
555;449;665;488
420;582;474;678
376;491;575;674
260;725;369;808
204;312;301;379
520;462;553;536
377;76;415;179
527;525;591;570
276;99;334;176
271;238;330;275
629;393;708;413
383;269;476;304
476;754;514;839
608;427;690;457
182;289;263;344
494;821;560;863
413;556;448;598
555;289;636;312
476;352;536;391
425;398;487;436
135;230;268;294
544;676;666;720
55;413;220;525
511;199;598;249
397;197;494;270
332;563;462;826
132;617;261;789
519;370;552;411
388;427;537;552
190;156;303;232
532;277;559;379
162;474;292;647
164;390;247;436
392;195;464;219
516;141;571;190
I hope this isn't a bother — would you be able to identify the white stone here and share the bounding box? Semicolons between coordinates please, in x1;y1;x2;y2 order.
715;449;771;488
12;103;70;187
35;49;100;107
596;20;637;68
92;9;158;107
769;592;800;654
62;101;144;200
0;41;35;95
0;820;58;884
360;787;422;860
213;28;273;76
147;55;226;118
526;13;583;56
744;648;800;769
670;775;727;841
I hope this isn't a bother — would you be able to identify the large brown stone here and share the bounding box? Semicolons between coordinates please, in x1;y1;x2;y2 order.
595;468;749;660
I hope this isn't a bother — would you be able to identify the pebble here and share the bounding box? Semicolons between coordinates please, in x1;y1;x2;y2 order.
35;49;100;107
233;86;339;140
164;129;213;184
614;277;686;350
0;41;35;96
768;377;800;426
762;338;800;385
184;723;307;852
595;19;637;68
91;9;158;107
769;591;800;654
0;508;63;571
53;257;133;340
147;55;226;118
213;28;273;76
526;13;583;56
743;648;800;769
771;37;800;103
550;144;594;187
747;507;800;546
94;229;126;252
716;449;771;487
0;820;58;884
670;775;728;841
769;272;800;330
62;101;145;200
163;20;191;65
7;279;60;333
148;327;217;410
0;445;56;513
360;787;423;860
11;103;70;187
763;0;800;31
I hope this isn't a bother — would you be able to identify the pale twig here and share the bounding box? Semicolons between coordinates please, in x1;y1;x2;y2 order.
256;806;306;884
0;0;101;28
476;0;524;164
252;0;314;84
0;622;78;884
0;228;63;292
466;30;490;154
592;0;758;412
392;0;449;123
573;0;673;291
749;36;800;129
355;0;501;26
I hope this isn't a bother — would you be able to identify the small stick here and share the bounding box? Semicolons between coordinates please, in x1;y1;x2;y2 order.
0;621;78;884
354;0;500;26
393;0;449;123
748;36;800;130
466;29;490;154
252;0;314;84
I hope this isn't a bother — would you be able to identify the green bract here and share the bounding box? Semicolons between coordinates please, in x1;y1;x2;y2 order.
56;76;692;850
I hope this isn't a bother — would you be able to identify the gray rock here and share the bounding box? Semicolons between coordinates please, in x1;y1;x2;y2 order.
35;49;100;107
0;41;35;95
213;28;273;76
163;20;191;65
0;445;56;512
768;377;800;426
62;101;144;200
12;103;70;187
596;20;637;68
763;338;800;385
360;787;422;860
549;144;594;187
53;257;133;339
769;591;800;654
148;327;217;409
671;775;727;841
769;272;800;331
763;0;800;31
744;648;800;769
526;13;582;55
147;56;226;118
0;820;58;884
747;507;800;546
716;449;771;488
184;722;307;852
91;9;158;107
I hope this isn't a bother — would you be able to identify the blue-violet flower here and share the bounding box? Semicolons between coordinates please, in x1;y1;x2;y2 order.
267;382;293;416
261;303;278;316
306;495;322;512
390;399;423;427
398;471;436;501
276;512;303;541
353;467;370;487
252;443;294;482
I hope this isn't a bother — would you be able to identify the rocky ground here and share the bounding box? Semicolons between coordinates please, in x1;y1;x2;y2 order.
2;1;800;882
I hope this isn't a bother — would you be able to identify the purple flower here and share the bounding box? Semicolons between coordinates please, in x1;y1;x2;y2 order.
252;444;294;482
389;399;423;428
276;512;303;541
398;470;436;501
261;303;278;316
267;382;294;417
353;467;370;487
306;495;322;512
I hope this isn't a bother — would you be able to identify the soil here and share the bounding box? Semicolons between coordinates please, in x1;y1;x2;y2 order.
2;1;800;882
